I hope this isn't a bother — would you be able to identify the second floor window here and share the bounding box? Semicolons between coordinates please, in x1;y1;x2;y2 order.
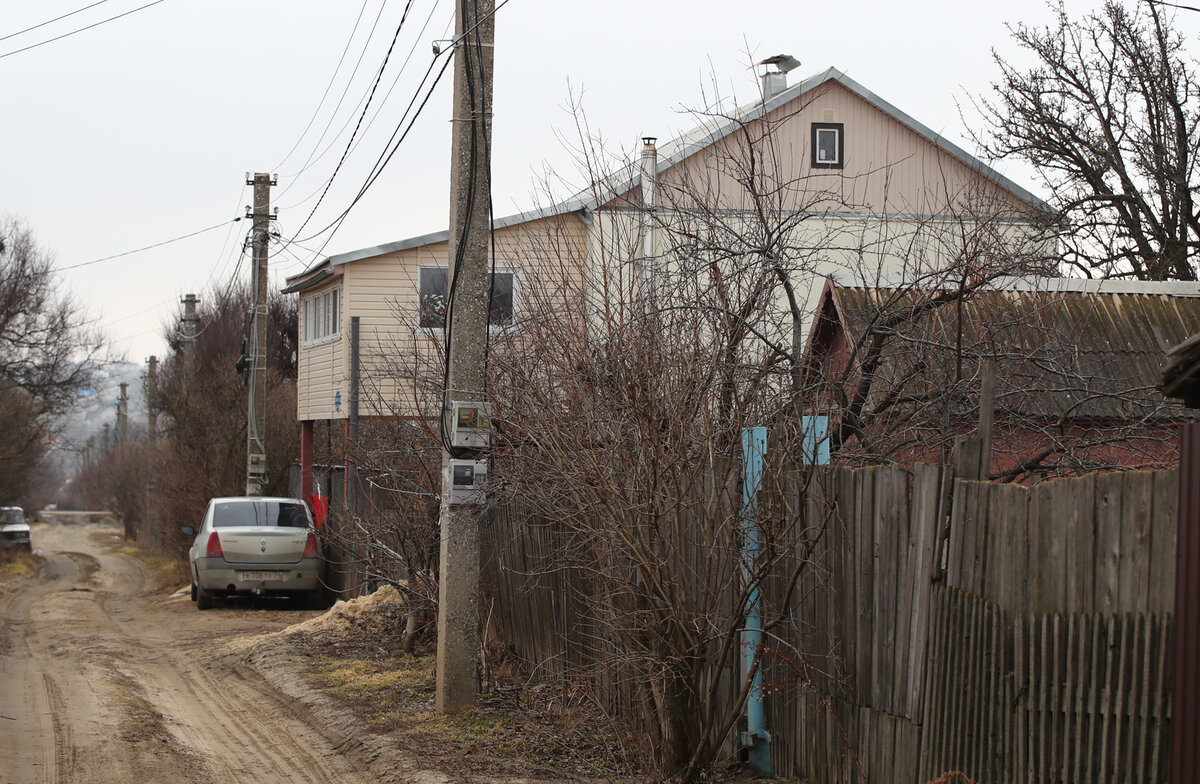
302;286;340;345
419;267;516;329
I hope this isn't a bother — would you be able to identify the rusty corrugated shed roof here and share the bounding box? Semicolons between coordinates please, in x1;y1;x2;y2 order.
831;280;1200;420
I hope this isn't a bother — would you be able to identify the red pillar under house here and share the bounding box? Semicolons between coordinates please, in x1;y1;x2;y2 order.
300;420;314;501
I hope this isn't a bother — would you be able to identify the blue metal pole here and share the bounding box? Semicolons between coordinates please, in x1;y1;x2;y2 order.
740;426;770;775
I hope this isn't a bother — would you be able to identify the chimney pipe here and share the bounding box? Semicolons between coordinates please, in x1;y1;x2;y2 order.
639;137;658;302
761;71;787;99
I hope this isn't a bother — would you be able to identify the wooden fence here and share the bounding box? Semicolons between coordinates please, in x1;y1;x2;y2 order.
779;466;1177;783
478;463;1178;782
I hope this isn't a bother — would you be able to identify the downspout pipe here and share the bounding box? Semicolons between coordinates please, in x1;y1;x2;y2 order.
740;426;771;774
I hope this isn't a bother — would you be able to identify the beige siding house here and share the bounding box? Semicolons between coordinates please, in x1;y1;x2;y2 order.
284;66;1044;493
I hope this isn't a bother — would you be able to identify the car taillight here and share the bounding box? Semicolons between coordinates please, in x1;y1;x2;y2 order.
205;531;224;559
302;532;319;559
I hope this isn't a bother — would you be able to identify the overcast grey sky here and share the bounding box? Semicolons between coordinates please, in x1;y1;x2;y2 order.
6;0;1198;363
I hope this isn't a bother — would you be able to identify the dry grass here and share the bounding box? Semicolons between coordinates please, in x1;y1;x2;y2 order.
91;529;189;592
294;598;642;781
0;548;40;582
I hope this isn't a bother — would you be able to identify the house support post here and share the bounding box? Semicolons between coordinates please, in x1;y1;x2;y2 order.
740;426;771;775
436;0;494;715
300;420;314;502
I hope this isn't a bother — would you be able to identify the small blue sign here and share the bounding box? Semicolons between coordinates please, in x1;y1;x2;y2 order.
334;390;342;413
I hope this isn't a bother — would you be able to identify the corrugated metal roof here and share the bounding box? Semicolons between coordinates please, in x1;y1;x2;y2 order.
830;280;1200;421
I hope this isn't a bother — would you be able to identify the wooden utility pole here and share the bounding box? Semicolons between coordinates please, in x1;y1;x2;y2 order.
246;173;274;496
436;0;495;714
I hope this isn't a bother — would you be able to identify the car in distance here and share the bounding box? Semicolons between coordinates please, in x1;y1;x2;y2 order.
184;496;323;610
0;507;31;551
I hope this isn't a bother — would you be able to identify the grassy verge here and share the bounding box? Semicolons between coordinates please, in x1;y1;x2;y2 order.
91;530;189;592
0;548;40;582
294;602;639;781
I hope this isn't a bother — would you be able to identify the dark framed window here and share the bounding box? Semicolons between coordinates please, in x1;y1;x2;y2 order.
811;122;844;169
419;267;516;328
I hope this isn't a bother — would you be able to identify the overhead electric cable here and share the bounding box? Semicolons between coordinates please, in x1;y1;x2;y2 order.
289;50;452;251
280;0;509;265
279;0;449;210
288;0;419;240
58;219;238;271
0;0;168;60
276;0;392;190
0;0;113;43
271;0;376;174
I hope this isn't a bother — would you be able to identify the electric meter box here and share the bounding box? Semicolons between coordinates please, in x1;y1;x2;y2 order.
247;453;268;479
450;401;491;450
446;459;488;505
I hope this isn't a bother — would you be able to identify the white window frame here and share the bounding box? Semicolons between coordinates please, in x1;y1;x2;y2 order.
301;285;341;347
418;266;519;331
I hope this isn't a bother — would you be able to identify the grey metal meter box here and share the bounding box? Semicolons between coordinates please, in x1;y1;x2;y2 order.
450;401;491;449
247;453;268;479
446;459;488;505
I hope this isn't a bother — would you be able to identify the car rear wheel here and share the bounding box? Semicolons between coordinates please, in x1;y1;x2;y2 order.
190;581;198;602
196;585;214;610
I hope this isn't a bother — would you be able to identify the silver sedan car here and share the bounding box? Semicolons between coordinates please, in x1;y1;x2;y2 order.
185;496;323;610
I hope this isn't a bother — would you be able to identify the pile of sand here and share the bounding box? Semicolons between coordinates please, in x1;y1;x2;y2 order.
284;584;404;635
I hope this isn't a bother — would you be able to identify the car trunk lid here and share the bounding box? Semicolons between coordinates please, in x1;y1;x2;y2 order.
215;527;311;564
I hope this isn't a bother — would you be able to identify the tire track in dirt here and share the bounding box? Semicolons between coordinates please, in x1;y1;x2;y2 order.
2;520;380;783
42;673;75;782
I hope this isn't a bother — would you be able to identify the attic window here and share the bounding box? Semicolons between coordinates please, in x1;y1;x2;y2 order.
812;122;844;169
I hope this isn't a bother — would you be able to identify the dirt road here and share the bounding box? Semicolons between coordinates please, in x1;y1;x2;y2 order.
0;517;383;784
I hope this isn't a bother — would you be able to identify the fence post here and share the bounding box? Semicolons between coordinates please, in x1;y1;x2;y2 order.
740;426;770;775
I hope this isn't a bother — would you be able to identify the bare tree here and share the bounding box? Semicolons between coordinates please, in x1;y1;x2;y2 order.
976;0;1200;280
142;285;298;549
0;217;103;504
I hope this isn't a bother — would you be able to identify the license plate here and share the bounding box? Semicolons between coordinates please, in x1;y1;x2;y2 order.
240;570;287;581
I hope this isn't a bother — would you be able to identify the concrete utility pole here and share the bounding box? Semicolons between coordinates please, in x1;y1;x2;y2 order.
180;294;199;376
436;0;495;715
146;356;158;546
245;172;275;496
115;383;129;443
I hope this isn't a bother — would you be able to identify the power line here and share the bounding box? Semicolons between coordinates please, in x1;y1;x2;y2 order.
0;0;113;44
279;0;450;211
271;0;377;175
0;0;169;60
57;219;239;271
288;0;420;241
289;49;453;254
1145;0;1200;11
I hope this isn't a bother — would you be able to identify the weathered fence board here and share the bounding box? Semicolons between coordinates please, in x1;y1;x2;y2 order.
483;463;1177;783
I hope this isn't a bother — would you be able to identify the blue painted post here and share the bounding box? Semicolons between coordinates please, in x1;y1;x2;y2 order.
801;415;830;466
740;426;771;775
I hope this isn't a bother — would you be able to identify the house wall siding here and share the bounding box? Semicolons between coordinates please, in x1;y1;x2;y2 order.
296;213;588;421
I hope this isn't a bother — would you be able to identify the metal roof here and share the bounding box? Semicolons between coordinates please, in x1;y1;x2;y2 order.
286;67;1044;289
827;278;1200;421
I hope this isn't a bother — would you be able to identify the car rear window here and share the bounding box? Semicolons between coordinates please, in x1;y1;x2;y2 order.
0;508;25;525
212;502;309;528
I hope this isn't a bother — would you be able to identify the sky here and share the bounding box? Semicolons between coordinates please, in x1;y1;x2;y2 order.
6;0;1200;365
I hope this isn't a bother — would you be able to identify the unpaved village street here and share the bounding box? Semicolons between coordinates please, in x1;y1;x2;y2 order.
0;516;379;784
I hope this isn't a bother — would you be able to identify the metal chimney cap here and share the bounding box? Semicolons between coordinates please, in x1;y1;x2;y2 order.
760;54;801;73
642;136;657;146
